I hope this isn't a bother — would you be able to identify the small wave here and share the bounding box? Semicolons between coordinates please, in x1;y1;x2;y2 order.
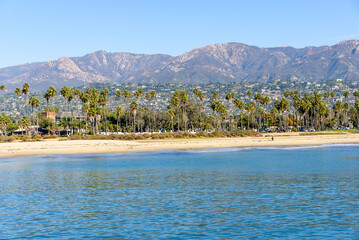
255;143;359;150
184;143;359;153
184;147;249;153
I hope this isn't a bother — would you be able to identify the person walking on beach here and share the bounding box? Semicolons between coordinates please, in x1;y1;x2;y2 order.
271;136;274;141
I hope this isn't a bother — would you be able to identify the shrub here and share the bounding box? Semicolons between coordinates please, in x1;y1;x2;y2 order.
0;136;15;143
65;130;262;141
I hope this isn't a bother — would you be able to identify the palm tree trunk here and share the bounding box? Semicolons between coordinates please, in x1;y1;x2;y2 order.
36;109;39;136
3;91;5;113
71;101;73;135
85;114;87;135
177;107;180;131
240;112;243;130
105;108;107;135
117;115;119;134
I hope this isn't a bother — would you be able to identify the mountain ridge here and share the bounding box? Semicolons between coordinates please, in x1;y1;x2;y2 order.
1;40;359;91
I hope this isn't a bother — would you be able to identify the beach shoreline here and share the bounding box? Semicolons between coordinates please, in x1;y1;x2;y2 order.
1;133;359;159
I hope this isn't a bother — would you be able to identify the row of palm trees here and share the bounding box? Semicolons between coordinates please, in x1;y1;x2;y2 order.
1;82;359;135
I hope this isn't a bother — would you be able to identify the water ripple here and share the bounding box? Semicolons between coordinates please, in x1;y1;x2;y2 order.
0;146;358;239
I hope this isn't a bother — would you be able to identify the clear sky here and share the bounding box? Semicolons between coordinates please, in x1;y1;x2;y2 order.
0;0;359;68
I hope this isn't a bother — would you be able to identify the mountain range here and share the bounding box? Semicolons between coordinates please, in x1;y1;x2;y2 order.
1;40;359;91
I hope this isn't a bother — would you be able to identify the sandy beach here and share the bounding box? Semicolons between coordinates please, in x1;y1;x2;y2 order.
0;133;358;159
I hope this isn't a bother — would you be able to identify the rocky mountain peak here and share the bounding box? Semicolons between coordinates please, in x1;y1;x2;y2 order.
1;40;359;90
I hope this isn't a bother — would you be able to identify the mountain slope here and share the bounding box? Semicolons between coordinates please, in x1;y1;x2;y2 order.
1;40;359;91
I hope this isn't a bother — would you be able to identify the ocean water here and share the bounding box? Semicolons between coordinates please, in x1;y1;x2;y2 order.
0;144;359;239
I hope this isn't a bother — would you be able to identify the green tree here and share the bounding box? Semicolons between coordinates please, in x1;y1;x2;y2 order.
233;98;244;130
171;95;180;131
99;90;109;134
82;103;90;135
179;91;188;131
115;105;123;133
22;83;30;116
168;108;176;132
14;87;21;115
130;101;138;132
0;85;5;112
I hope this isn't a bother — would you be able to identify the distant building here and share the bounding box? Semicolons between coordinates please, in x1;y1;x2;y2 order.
42;111;56;121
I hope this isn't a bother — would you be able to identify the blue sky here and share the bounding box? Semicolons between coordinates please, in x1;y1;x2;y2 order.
0;0;359;68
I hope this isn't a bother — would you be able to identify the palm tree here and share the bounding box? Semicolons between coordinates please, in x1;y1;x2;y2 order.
150;90;156;131
22;83;30;116
244;102;253;130
270;107;278;127
79;92;90;135
88;107;95;134
247;90;252;98
344;91;350;99
115;105;123;133
280;98;290;130
150;90;156;99
193;88;204;129
116;90;122;103
168;108;176;132
334;100;345;128
343;102;350;126
134;89;143;132
284;91;290;98
324;92;330;101
82;103;90;135
28;96;36;135
99;89;109;134
47;86;57;133
330;92;336;105
61;86;70;134
233;98;244;130
73;88;82;114
130;101;138;132
44;92;51;108
67;88;74;135
318;100;328;130
260;96;271;128
179;91;188;131
300;97;312;129
34;98;41;135
14;87;21;115
254;93;262;128
61;86;69;105
172;95;180;131
47;87;58;108
20;115;30;136
123;90;131;131
0;85;5;112
225;92;232;102
213;91;219;100
95;107;102;134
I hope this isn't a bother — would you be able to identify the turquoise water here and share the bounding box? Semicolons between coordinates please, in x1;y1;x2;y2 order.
1;145;359;239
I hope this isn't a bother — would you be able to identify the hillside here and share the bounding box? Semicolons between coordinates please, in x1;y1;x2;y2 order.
1;40;359;91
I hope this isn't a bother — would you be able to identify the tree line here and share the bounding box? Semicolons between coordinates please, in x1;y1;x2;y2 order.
1;82;359;136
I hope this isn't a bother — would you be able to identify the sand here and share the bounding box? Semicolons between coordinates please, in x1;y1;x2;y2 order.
1;132;359;159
